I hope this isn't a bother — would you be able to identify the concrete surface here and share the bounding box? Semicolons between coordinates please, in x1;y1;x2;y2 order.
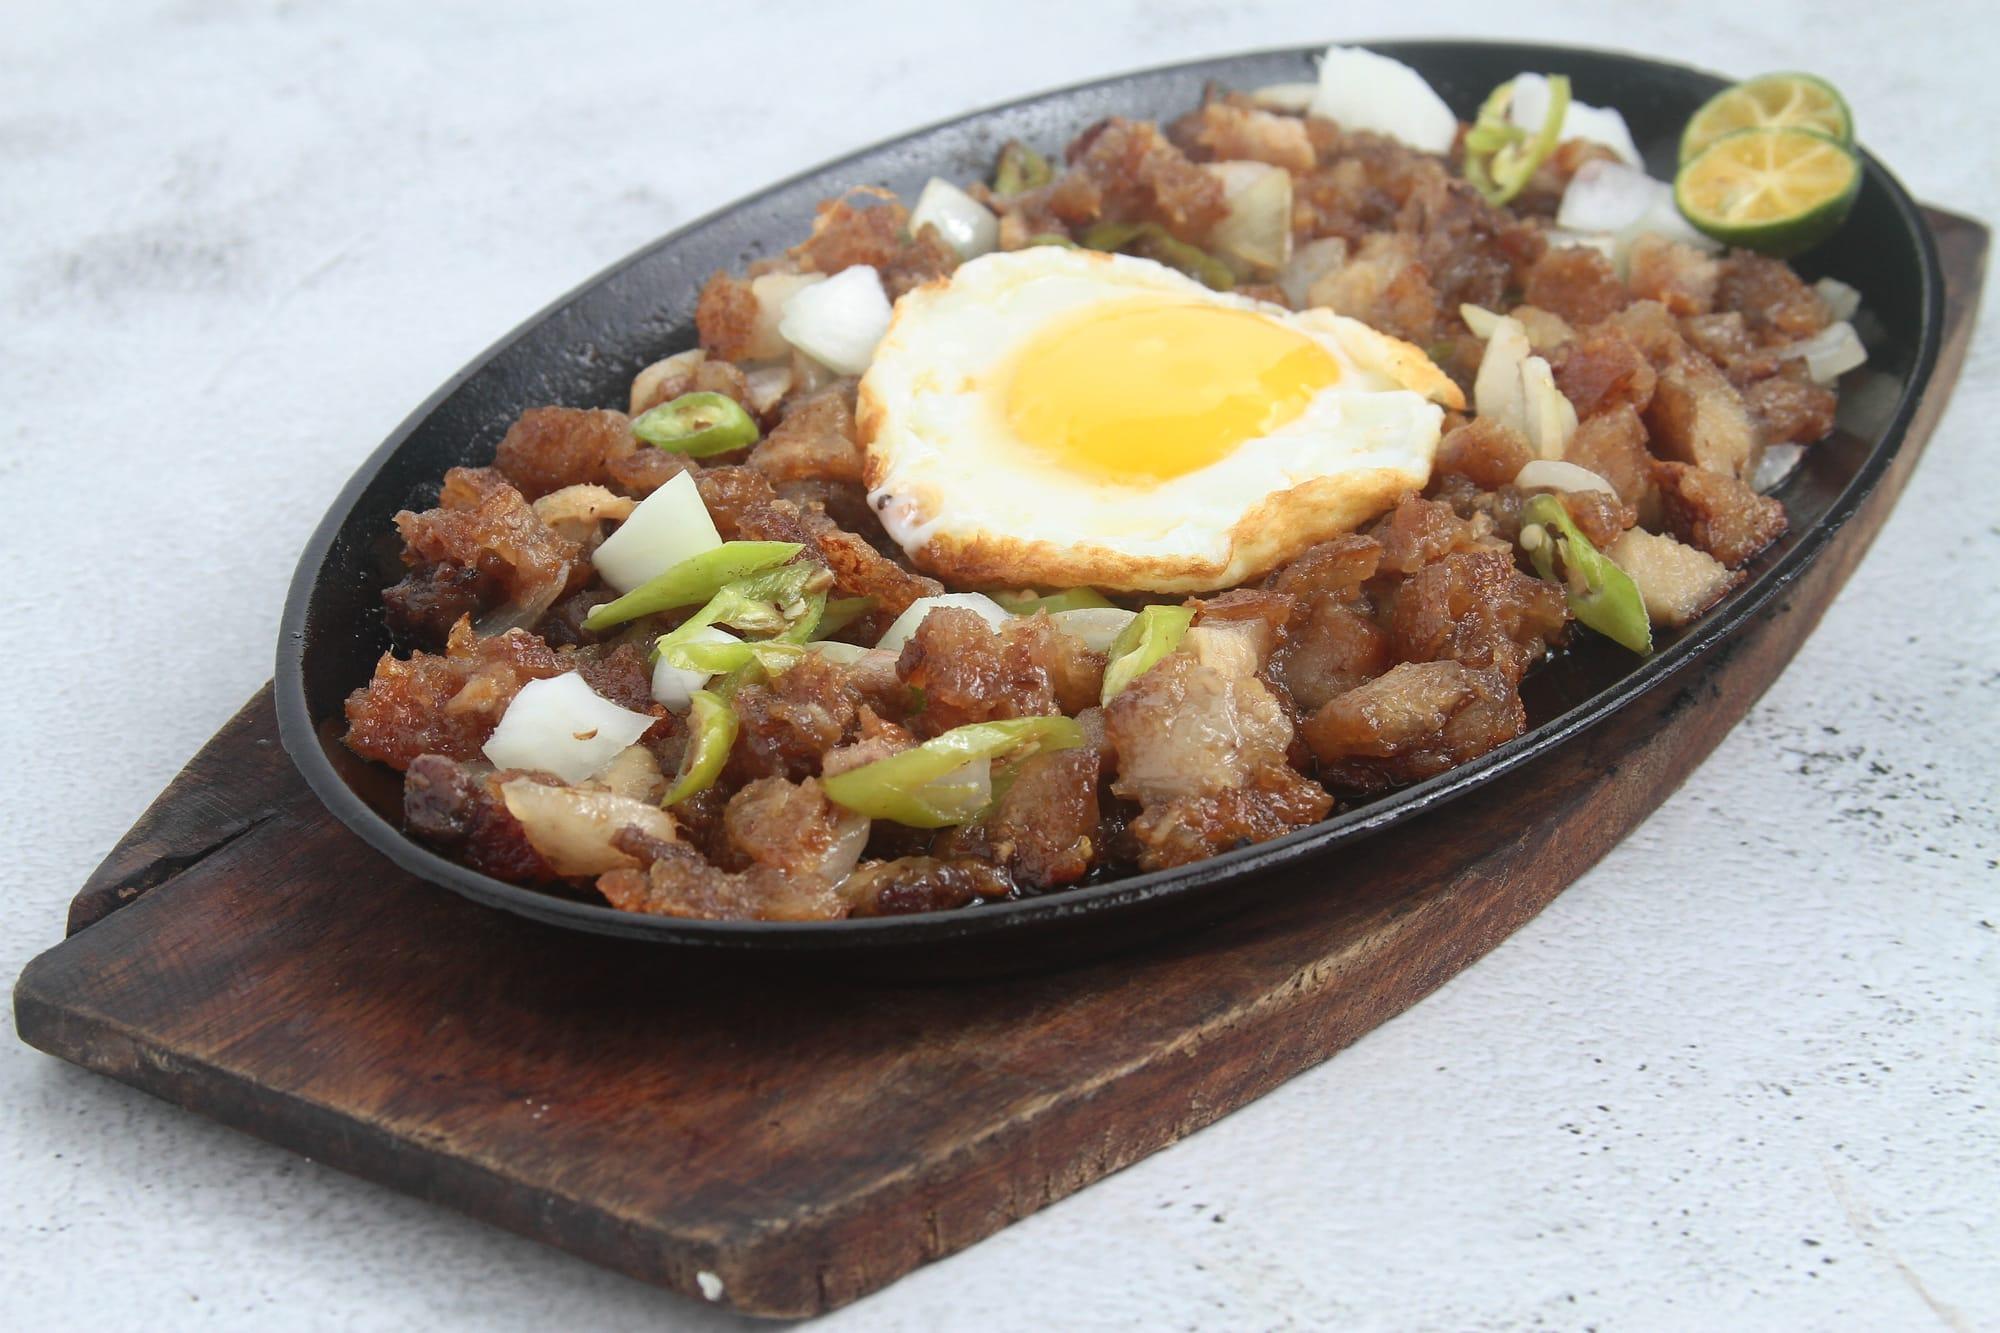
3;2;1994;1328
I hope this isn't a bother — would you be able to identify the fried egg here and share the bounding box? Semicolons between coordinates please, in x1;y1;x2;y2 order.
856;247;1462;593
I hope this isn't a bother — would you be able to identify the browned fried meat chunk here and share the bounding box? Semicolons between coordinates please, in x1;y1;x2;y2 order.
345;620;566;770
788;189;959;297
1714;251;1829;341
1652;461;1788;567
403;755;559;885
1067;117;1228;242
1172;99;1316;172
726;651;888;784
1264;533;1384;604
839;857;1015;917
1304;661;1525;793
695;272;761;362
1270;597;1393;713
1369;496;1480;575
1104;654;1330;870
937;746;1102;889
1523;246;1628;327
1742;369;1838;446
896;606;1061;737
1436;415;1534;490
1555;326;1657;420
597;778;863;921
748;387;864;485
392;467;581;627
493;407;635;500
382;561;501;643
1387;550;1568;684
1624;235;1719;316
1563;404;1656;512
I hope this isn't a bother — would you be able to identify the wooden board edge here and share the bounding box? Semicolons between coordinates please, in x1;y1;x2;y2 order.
68;683;293;936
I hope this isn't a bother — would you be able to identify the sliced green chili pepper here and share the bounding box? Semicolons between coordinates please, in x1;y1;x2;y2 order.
1464;76;1571;206
585;542;802;632
632;390;760;457
994;587;1115;614
662;689;738;806
1081;221;1235;291
993;140;1053;197
821;715;1084;828
1520;494;1652;655
1100;604;1194;704
814;596;876;639
660;638;806;677
1023;232;1078;249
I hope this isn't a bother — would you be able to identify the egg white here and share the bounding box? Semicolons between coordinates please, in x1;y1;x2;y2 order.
856;247;1463;593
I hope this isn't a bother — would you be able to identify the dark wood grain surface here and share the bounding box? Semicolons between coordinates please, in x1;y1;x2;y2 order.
14;209;1984;1319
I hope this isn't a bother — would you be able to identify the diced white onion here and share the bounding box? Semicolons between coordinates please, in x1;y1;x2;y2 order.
1473;314;1531;437
743;363;793;415
1751;443;1806;493
1520;354;1578;460
629;348;705;416
1779;320;1868;384
1557;159;1660;233
482;674;656;784
1815;277;1863;323
591;470;720;594
874;592;1010;653
909;177;999;260
1310;46;1458;154
1460;303;1503;339
1278;236;1348;308
1515;459;1616;495
1204;160;1294;276
1248;81;1319;114
1557;161;1719;270
498;779;676;876
778;264;892;376
1508;73;1642;166
651;626;740;712
747;273;826;362
807;640;880;666
1047;606;1138;653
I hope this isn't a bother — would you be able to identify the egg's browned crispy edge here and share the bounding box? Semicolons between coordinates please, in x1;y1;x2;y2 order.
858;466;1425;594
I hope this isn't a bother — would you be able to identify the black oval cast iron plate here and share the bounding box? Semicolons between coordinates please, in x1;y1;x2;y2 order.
277;40;1943;970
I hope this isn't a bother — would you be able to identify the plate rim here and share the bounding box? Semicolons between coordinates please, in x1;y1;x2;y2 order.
274;38;1946;952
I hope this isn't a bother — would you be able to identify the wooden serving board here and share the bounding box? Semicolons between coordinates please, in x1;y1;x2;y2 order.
14;210;1984;1319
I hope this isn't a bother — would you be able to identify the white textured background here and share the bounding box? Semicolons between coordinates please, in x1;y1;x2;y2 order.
4;2;1995;1329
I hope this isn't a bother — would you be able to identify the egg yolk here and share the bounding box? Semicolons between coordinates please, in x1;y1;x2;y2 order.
1002;300;1342;482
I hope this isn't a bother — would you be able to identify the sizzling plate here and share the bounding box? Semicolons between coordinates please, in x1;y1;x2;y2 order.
276;41;1943;966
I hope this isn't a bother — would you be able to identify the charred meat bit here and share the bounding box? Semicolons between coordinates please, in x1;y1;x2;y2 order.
403;755;561;884
839;857;1015;917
